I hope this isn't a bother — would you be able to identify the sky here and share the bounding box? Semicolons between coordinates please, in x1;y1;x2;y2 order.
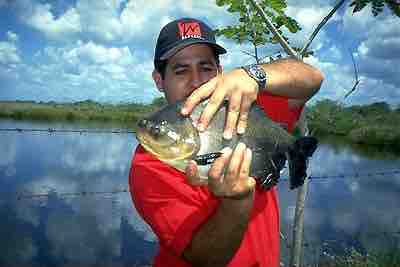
0;0;399;106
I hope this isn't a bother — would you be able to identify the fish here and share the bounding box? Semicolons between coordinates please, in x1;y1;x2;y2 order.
136;100;318;190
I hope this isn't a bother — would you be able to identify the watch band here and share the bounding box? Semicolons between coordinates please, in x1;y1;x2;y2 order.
241;64;267;90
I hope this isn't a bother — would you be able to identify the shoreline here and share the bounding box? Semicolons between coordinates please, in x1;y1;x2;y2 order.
1;99;399;147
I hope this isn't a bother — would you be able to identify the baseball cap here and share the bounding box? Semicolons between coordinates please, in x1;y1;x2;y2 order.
154;18;227;69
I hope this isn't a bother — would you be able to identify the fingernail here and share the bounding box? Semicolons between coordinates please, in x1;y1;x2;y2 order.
220;147;232;155
237;142;246;149
223;131;232;140
181;107;188;115
197;123;205;132
237;126;245;135
248;177;256;188
246;148;252;158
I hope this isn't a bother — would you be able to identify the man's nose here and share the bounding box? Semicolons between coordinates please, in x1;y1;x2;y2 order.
189;70;206;90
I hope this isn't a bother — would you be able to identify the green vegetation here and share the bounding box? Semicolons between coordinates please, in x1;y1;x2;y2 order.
316;248;400;267
1;98;399;147
0;98;167;129
307;100;400;148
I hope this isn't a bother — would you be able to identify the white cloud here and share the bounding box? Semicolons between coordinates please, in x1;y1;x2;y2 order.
2;0;399;105
63;41;134;65
24;3;81;40
342;4;376;38
10;39;158;102
7;31;19;42
0;40;21;65
305;55;355;101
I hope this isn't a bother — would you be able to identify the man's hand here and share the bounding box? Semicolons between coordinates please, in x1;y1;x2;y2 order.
186;143;256;198
181;69;258;139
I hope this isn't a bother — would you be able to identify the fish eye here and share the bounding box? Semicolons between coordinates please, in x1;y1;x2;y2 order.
138;119;147;129
151;125;161;136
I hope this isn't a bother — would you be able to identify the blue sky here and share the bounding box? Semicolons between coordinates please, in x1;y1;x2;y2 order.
0;0;399;105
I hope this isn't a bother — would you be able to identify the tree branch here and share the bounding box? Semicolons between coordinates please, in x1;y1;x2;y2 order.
247;0;300;59
343;48;361;100
300;0;346;56
241;49;257;59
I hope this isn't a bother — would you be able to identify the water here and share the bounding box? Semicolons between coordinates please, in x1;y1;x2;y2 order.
1;120;399;266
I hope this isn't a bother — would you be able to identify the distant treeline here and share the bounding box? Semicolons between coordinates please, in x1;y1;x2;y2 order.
1;98;399;147
307;100;400;147
0;98;167;127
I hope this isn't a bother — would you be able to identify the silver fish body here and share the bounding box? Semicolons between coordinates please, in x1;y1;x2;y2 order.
137;101;317;190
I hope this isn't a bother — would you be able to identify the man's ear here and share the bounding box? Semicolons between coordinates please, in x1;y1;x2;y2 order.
152;69;164;92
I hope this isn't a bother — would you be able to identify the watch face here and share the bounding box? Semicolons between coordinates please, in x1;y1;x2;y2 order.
251;65;266;80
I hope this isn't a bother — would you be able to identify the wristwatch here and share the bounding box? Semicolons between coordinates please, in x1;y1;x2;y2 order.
241;64;267;90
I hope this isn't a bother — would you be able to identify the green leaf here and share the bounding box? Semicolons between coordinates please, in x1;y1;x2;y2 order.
386;0;400;17
268;0;287;13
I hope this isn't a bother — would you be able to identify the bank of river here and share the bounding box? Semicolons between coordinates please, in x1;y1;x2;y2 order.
1;99;400;148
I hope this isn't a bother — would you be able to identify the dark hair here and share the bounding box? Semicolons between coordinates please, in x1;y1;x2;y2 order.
154;49;221;79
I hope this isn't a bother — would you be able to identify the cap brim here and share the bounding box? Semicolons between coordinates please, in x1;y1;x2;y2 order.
159;39;227;60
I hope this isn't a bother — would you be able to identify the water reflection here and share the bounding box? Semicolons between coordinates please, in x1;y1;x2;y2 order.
279;140;400;264
0;120;399;266
0;120;156;266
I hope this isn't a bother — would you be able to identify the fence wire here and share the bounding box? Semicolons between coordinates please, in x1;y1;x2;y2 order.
2;127;399;199
14;169;400;200
0;127;136;134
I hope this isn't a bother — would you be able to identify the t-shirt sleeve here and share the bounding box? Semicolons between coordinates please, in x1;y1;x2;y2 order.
129;146;217;258
256;91;304;133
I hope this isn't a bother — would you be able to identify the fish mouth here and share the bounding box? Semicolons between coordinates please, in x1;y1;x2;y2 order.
137;128;199;161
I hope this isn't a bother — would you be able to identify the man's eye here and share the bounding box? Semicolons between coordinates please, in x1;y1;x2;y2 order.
202;66;215;72
175;69;186;75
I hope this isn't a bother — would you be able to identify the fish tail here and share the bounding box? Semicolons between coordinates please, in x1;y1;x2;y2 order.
287;137;318;189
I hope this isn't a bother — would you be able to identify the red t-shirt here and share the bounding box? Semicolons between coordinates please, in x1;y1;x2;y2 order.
129;91;303;267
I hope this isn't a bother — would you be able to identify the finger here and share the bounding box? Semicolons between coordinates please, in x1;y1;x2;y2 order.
235;176;256;196
208;147;232;180
185;160;208;186
236;95;254;135
242;148;256;190
208;147;232;194
197;92;226;131
224;91;242;139
224;143;246;184
239;148;252;180
181;76;218;116
232;148;256;197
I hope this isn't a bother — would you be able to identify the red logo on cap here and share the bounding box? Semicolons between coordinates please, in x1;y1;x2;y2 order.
178;21;202;39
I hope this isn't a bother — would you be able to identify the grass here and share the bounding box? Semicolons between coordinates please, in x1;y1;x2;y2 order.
1;98;400;147
0;99;166;129
315;248;400;267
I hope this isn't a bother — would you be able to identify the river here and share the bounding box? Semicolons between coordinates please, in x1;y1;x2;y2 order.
0;120;399;266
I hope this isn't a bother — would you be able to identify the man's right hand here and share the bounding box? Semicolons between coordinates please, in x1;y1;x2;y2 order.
186;143;256;198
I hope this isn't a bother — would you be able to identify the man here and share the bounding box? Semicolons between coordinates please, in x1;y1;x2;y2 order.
129;17;323;267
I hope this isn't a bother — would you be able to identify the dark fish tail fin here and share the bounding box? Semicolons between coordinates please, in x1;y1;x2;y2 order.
288;137;318;189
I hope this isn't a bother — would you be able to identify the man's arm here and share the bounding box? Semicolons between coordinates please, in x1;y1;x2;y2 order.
181;57;324;138
257;57;323;108
183;143;256;267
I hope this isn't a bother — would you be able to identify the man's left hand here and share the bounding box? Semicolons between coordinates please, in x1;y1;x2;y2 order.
181;68;258;139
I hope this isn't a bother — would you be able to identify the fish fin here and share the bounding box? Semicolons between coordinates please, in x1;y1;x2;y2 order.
288;137;318;189
258;153;285;190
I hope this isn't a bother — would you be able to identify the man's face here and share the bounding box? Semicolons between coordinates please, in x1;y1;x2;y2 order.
153;44;221;104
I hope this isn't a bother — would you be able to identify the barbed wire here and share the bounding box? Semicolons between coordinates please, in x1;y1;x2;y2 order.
0;127;136;134
14;169;400;200
308;169;400;181
16;188;130;200
2;128;399;199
